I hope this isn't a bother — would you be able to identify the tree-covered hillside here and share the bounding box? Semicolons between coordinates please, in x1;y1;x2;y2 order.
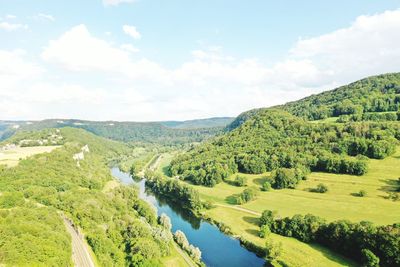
160;117;233;129
280;72;400;121
170;73;400;187
170;109;399;186
0;128;174;266
0;117;231;144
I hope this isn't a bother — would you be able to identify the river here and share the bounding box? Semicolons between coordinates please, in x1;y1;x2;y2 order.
111;167;265;267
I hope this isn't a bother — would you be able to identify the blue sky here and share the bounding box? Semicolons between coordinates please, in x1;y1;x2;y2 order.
1;0;400;121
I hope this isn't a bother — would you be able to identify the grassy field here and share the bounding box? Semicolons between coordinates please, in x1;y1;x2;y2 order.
154;148;400;266
0;146;60;167
206;206;357;267
161;243;194;267
161;148;400;266
187;148;400;225
155;152;178;176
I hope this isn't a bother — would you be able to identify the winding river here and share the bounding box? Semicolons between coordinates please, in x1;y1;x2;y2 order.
111;167;265;267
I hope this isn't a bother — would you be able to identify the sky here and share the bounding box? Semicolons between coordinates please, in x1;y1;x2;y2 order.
1;0;400;121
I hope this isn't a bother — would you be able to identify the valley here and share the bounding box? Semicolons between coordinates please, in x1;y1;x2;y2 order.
1;73;400;267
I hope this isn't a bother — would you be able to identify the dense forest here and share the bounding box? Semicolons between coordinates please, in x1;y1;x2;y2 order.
0;128;175;266
170;109;399;187
0;117;232;145
280;73;400;121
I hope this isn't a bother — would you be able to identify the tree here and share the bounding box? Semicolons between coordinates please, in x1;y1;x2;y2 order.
272;168;303;189
265;239;282;261
259;210;277;227
259;224;271;238
361;249;380;267
174;230;190;251
158;213;172;230
188;245;202;262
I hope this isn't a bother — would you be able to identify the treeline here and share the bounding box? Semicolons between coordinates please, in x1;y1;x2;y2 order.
281;73;400;120
259;210;400;267
337;111;399;123
145;170;203;212
170;109;398;187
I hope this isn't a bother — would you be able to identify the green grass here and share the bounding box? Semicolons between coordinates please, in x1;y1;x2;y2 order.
155;152;177;176
189;148;400;225
161;243;191;267
206;207;356;267
176;148;400;266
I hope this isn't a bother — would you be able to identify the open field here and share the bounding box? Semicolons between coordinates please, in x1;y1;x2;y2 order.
0;146;60;167
155;152;178;176
154;149;399;266
187;148;400;225
206;206;357;267
150;153;356;266
310;111;398;124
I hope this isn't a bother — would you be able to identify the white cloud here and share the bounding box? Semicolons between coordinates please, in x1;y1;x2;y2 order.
33;13;55;21
0;22;28;31
123;25;141;39
5;14;17;19
103;0;136;6
42;24;132;71
41;24;167;82
289;9;400;84
120;44;140;53
3;9;400;121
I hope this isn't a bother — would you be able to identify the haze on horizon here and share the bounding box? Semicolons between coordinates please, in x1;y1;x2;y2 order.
1;0;400;121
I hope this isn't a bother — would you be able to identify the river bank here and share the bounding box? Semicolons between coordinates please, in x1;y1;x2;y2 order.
111;167;266;267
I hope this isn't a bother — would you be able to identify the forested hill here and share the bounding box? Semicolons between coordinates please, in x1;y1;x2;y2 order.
279;72;400;121
225;72;400;132
170;73;400;186
160;117;233;129
0;127;175;266
0;117;233;144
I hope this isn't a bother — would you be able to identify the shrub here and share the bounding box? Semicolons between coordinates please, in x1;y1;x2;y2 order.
355;190;367;197
314;183;328;193
233;187;258;205
261;181;272;191
265;239;282;261
234;175;247;187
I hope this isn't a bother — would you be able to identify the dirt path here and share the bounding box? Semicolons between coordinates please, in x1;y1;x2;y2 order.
215;203;261;216
138;153;162;177
173;242;197;267
62;216;95;267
